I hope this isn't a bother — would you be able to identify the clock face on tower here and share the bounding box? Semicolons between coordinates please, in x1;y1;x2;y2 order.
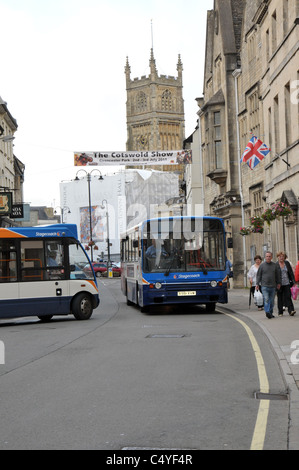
139;135;147;148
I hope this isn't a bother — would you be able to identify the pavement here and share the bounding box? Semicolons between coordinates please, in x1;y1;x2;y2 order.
218;288;299;450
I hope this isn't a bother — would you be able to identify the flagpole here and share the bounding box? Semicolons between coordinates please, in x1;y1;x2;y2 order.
275;152;291;168
233;69;247;288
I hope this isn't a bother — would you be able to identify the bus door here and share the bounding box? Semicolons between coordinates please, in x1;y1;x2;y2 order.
18;239;70;315
0;238;19;311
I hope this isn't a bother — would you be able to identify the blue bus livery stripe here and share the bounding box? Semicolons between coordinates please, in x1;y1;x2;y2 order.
0;294;99;319
0;296;73;318
0;224;78;239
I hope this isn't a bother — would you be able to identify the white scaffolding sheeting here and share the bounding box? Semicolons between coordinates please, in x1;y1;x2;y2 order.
125;170;179;228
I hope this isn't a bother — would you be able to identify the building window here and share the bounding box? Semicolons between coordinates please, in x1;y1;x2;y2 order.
248;90;260;137
274;94;280;153
215;142;222;168
266;29;270;62
268;107;273;154
283;0;289;37
240;116;248;158
248;30;257;63
215;56;222;89
214;111;222;168
272;10;277;53
252;188;263;217
136;92;147;113
161;90;172;110
285;82;291;147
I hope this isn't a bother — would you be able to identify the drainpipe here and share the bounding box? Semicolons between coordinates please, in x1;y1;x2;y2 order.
233;68;247;288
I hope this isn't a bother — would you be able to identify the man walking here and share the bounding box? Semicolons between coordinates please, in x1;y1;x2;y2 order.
256;251;281;319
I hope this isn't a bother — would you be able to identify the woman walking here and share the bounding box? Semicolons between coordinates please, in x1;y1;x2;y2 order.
248;255;263;310
276;251;296;316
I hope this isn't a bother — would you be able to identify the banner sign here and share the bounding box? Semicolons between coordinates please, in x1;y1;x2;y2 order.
0;192;12;215
11;204;24;219
74;150;192;166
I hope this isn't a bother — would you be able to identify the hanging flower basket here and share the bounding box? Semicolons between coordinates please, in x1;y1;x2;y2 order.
251;226;264;234
261;208;276;226
272;201;292;218
250;215;264;232
240;226;251;236
88;240;95;247
239;202;292;236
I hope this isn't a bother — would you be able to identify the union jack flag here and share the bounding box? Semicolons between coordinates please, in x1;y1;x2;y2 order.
240;136;271;169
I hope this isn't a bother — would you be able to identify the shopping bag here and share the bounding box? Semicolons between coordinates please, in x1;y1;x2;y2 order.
254;290;263;307
291;285;299;300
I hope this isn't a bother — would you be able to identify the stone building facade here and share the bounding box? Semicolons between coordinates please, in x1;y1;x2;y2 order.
190;0;298;287
125;50;185;177
0;97;25;227
197;0;247;287
237;0;299;269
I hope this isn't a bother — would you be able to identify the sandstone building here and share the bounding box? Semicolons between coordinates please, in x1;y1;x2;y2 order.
187;0;299;287
0;97;25;227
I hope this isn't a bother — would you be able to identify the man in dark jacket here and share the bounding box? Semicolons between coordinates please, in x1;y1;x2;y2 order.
256;251;281;319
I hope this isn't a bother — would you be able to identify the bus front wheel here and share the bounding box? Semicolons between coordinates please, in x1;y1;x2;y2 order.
72;293;93;320
38;315;53;322
206;303;216;312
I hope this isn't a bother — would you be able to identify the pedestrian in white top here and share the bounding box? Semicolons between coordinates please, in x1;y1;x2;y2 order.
248;255;263;310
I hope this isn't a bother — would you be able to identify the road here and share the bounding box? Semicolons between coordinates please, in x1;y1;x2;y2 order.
0;278;289;450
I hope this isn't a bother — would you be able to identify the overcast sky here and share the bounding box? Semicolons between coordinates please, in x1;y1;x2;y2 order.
0;0;213;208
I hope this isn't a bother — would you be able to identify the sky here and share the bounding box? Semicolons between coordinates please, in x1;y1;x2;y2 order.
0;0;214;208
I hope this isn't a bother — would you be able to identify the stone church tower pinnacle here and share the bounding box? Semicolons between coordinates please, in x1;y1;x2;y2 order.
125;50;185;155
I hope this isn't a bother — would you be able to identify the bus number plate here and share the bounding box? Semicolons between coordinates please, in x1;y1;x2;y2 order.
177;291;196;296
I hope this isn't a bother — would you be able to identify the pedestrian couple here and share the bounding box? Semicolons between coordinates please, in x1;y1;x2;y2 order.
255;251;296;319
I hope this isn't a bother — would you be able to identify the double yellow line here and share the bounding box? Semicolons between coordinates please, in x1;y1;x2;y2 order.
225;313;270;451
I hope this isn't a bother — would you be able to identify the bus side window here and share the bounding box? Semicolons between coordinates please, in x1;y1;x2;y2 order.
0;240;17;283
45;241;65;280
45;241;64;267
20;240;45;281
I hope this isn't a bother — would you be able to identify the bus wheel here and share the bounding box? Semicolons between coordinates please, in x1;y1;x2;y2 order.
140;305;150;313
206;303;216;312
72;293;93;320
38;315;53;322
126;296;133;306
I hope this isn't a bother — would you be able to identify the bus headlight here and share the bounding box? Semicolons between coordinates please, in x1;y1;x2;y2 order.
210;281;217;288
155;282;162;290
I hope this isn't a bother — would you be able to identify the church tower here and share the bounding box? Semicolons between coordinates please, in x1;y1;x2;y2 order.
125;50;185;174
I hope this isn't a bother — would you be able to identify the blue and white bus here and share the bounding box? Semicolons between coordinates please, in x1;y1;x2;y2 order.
121;216;229;312
0;224;99;321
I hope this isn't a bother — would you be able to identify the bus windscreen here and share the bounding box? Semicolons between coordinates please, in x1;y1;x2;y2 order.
142;218;225;274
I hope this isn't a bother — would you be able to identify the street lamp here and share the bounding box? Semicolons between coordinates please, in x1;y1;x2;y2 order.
75;169;104;261
101;199;111;277
54;206;71;223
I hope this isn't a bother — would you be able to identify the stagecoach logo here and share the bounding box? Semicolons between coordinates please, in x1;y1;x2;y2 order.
36;231;60;237
174;274;201;279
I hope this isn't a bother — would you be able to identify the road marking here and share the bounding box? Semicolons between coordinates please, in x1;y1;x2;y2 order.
224;313;270;451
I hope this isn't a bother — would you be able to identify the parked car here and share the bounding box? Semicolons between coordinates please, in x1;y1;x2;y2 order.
101;263;121;277
70;265;88;279
84;262;107;277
